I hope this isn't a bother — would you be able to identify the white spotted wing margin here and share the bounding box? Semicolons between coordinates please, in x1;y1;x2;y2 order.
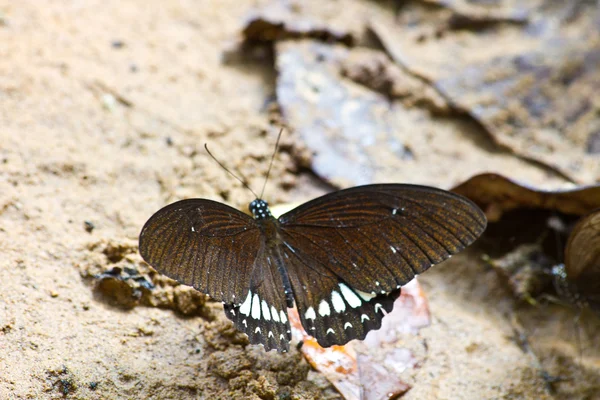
222;241;293;352
223;290;292;352
302;281;400;348
280;236;402;347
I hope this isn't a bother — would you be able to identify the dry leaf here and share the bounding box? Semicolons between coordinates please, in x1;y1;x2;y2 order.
276;40;553;188
371;2;600;183
290;279;429;400
452;173;600;223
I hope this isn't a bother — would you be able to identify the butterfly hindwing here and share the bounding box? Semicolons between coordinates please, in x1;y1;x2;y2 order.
280;241;400;347
223;243;292;352
139;199;261;304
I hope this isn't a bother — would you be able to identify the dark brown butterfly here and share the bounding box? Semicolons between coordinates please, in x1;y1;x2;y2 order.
139;183;486;352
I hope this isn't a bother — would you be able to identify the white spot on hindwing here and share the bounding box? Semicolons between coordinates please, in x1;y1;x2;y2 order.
251;294;261;319
326;328;335;335
271;306;280;322
344;322;353;329
390;245;397;253
305;307;316;320
392;208;397;215
261;300;271;321
375;303;383;313
338;283;362;308
355;289;376;302
361;314;370;322
280;310;288;323
268;331;274;338
318;300;331;316
239;292;252;316
331;290;346;312
280;334;285;340
255;327;261;333
242;319;247;327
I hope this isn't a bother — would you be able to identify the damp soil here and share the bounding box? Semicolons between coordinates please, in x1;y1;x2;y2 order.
0;1;598;399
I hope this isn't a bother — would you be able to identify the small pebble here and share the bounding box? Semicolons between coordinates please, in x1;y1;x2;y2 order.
84;220;95;233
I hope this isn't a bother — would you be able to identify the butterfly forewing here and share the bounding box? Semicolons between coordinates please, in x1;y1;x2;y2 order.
278;185;487;294
139;199;261;304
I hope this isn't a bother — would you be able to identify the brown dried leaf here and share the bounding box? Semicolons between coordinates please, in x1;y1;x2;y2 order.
276;40;553;188
290;280;429;400
289;307;361;400
371;2;600;183
452;173;600;222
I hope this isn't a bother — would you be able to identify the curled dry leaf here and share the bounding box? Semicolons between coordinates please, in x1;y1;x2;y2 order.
290;279;429;400
452;173;600;223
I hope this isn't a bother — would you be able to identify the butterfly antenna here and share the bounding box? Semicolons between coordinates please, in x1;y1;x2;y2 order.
260;127;284;199
204;143;259;199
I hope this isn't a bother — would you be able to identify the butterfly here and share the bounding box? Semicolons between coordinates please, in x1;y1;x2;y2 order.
139;182;486;352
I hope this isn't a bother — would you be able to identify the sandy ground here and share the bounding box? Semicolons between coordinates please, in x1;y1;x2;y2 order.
0;0;598;399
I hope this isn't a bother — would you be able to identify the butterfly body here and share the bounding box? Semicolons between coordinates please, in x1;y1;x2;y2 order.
140;184;487;352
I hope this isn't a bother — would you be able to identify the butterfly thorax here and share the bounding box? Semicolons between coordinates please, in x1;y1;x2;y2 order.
250;199;274;220
250;199;282;248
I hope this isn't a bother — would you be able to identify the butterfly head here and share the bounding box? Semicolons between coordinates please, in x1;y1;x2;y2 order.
250;199;273;220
